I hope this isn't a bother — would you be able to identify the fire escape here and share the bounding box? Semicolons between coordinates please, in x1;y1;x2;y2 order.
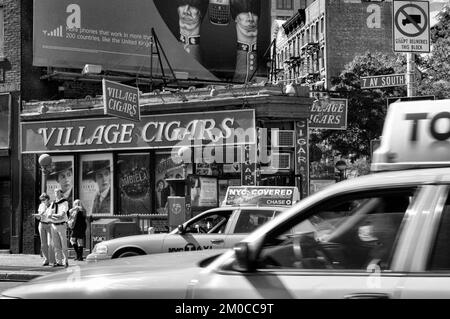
299;40;320;85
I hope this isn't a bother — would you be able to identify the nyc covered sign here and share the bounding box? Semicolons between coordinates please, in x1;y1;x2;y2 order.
103;79;140;122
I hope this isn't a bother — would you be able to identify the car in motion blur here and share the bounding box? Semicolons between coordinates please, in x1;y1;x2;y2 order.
3;99;450;299
86;186;298;262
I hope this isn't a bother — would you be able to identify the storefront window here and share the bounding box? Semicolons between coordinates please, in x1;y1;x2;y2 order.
79;153;113;216
117;153;152;215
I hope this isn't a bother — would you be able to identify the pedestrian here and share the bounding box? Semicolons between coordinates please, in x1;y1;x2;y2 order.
49;188;69;268
68;199;87;261
33;193;56;266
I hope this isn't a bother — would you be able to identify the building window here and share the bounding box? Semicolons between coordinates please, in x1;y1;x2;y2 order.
320;17;324;36
0;7;3;58
277;0;293;10
315;22;319;42
320;47;325;69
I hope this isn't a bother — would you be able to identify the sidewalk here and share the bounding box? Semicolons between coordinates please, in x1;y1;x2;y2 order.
0;253;87;281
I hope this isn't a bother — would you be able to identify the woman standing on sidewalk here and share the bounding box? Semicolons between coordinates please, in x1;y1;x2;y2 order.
33;193;56;266
68;199;87;261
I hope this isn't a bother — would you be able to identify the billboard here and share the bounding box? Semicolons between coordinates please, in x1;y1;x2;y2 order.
33;0;271;83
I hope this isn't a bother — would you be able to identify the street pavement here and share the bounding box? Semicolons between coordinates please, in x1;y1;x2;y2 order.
0;253;87;282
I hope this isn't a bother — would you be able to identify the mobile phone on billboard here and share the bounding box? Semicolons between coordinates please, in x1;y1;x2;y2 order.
209;0;230;26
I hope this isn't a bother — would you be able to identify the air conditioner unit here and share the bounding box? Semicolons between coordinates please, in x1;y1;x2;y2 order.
270;153;291;170
272;130;295;148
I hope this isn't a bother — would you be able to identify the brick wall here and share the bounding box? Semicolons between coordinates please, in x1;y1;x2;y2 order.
0;0;20;93
326;1;394;83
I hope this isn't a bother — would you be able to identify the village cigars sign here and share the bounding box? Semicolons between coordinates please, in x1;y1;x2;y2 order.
309;98;348;130
21;109;255;154
103;79;140;122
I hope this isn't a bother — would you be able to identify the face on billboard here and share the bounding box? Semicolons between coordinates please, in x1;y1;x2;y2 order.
235;12;258;38
178;5;202;31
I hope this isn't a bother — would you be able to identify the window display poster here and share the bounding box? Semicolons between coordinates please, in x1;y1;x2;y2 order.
118;154;151;215
189;175;218;208
155;153;193;214
80;153;113;216
47;155;74;207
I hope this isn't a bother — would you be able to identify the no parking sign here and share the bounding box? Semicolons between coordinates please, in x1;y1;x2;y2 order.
393;0;430;53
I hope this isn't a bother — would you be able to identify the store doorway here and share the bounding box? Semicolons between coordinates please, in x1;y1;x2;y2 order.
0;180;11;249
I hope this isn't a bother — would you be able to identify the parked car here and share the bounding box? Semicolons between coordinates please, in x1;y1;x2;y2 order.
86;206;285;262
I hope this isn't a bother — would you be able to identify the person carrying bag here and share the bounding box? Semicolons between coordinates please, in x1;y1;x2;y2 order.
68;199;87;261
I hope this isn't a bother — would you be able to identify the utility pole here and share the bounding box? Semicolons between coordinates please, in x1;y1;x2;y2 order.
406;53;416;97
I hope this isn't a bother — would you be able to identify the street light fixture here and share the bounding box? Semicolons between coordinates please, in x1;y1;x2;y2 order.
335;160;347;182
38;154;52;194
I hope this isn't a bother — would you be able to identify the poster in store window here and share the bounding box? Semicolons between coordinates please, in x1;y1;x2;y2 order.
188;175;218;208
47;155;74;207
80;153;113;216
118;154;152;215
155;153;193;214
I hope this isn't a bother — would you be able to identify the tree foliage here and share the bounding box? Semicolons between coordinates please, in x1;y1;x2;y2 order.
418;4;450;98
310;52;407;159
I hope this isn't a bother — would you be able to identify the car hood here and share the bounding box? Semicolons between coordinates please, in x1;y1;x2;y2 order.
2;249;227;299
94;233;168;251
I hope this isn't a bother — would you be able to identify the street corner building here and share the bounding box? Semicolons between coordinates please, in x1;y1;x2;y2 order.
18;85;313;253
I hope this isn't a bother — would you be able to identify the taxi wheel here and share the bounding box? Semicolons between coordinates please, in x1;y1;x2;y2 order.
114;248;146;258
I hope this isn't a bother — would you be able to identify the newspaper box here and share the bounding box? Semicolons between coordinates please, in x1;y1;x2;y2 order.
91;219;119;247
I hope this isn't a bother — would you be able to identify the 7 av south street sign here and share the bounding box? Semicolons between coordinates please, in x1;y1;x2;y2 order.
361;74;407;89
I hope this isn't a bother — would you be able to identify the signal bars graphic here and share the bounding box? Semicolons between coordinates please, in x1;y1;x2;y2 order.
47;25;63;37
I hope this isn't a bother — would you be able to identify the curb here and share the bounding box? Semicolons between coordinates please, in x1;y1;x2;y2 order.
0;272;49;282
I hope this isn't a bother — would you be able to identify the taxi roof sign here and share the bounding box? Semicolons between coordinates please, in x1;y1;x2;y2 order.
371;99;450;172
223;186;300;207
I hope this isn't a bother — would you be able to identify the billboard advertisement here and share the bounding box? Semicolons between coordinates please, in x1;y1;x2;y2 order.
33;0;270;83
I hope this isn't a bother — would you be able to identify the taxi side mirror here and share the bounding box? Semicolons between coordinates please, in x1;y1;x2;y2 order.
233;242;255;272
177;224;185;234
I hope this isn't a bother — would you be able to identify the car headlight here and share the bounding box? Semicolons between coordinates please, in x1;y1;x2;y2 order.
93;244;108;255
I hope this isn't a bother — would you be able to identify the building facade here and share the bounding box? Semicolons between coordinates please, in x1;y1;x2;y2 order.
0;0;314;254
20;85;312;253
274;0;394;90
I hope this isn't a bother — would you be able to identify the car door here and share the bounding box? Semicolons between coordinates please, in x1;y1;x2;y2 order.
161;209;235;253
224;208;280;248
399;185;450;298
191;186;425;299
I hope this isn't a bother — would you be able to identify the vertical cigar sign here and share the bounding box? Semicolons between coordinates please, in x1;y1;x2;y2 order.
295;120;309;199
103;79;141;122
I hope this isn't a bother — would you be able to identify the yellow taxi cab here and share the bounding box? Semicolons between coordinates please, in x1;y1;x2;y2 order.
85;186;298;262
184;98;450;298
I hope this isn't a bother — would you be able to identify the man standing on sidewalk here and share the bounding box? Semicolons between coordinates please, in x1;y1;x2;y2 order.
33;193;56;266
50;188;69;268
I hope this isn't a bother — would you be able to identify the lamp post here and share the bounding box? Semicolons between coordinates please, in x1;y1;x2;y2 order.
38;154;52;194
335;160;347;182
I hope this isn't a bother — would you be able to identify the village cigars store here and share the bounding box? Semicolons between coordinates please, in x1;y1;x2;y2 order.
19;89;312;253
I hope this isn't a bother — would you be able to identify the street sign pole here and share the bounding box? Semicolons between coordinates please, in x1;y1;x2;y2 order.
407;53;416;97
